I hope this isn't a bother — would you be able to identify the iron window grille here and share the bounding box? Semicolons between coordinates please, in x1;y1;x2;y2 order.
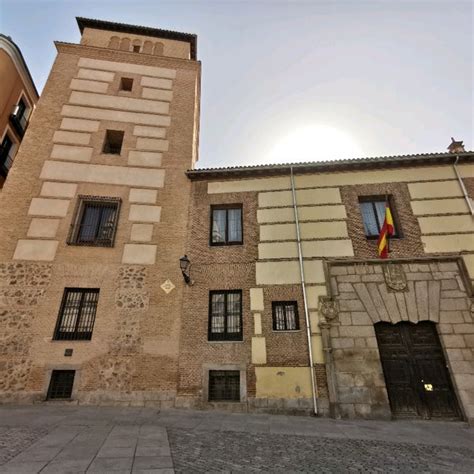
103;130;124;155
68;196;121;247
208;370;240;401
272;301;300;331
47;370;75;399
358;196;400;239
208;290;243;341
210;205;243;245
53;288;100;341
0;134;14;178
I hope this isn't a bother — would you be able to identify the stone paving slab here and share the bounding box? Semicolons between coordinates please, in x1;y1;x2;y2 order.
0;406;473;472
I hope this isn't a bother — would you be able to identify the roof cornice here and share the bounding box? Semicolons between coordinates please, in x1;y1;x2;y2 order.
0;34;39;100
186;151;474;180
76;17;197;60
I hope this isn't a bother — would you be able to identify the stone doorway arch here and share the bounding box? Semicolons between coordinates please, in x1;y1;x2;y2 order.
319;258;473;423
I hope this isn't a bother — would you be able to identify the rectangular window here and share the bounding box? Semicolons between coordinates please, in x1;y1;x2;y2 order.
68;196;121;247
53;288;99;340
209;370;240;401
208;290;242;341
359;196;399;238
210;205;243;245
47;370;75;399
272;301;299;331
0;134;14;177
103;130;124;154
10;97;29;136
120;77;133;91
133;45;140;53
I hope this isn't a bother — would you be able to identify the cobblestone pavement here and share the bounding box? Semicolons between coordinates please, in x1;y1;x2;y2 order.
168;428;474;473
0;427;50;465
0;406;472;473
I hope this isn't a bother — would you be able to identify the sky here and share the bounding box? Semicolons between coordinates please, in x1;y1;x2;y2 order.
0;0;472;169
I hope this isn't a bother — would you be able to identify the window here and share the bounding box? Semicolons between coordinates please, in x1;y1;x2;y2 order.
53;288;100;340
208;290;242;341
0;134;15;177
272;301;299;331
103;130;124;155
68;196;121;247
47;370;75;399
133;45;140;53
10;97;29;136
359;196;399;238
209;370;240;401
210;205;243;245
120;77;133;91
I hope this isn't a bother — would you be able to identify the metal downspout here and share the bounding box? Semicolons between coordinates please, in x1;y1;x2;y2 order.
453;155;474;215
290;166;319;415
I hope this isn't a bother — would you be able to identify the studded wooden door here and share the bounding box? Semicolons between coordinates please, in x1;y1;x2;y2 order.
375;321;461;419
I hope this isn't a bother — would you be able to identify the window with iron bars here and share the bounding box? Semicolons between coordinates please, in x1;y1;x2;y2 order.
68;196;121;247
208;290;242;341
272;301;299;331
53;288;99;340
208;370;240;401
0;134;15;178
47;370;75;399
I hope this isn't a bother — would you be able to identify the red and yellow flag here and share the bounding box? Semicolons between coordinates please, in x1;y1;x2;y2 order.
377;202;394;258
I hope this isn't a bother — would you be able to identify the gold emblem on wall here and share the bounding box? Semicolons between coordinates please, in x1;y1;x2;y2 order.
383;263;407;291
160;279;176;294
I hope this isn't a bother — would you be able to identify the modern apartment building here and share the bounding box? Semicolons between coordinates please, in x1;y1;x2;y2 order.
0;18;473;423
0;34;39;187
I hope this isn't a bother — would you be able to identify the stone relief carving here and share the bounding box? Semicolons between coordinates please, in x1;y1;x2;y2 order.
383;263;407;291
318;296;339;323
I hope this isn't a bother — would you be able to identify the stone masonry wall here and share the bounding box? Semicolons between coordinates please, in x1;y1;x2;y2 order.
325;258;474;421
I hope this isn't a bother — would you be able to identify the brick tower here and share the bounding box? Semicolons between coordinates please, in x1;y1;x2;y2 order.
0;18;200;405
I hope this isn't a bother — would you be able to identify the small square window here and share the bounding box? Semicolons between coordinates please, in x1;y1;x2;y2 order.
132;45;140;53
210;205;243;245
120;77;133;91
358;196;399;239
272;301;299;331
103;130;124;155
47;370;75;399
68;196;121;247
209;370;240;401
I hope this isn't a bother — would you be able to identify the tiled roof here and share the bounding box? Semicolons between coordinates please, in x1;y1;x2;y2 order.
187;151;473;179
76;17;197;60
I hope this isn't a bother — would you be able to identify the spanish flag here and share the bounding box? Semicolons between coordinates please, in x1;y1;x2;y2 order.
377;202;394;258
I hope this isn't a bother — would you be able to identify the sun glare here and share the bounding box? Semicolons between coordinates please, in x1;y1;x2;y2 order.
264;125;363;164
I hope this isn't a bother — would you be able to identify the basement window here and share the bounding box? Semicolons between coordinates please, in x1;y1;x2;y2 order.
103;130;124;155
209;370;240;401
120;77;133;91
47;370;75;399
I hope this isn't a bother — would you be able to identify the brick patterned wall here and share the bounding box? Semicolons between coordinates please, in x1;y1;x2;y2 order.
341;182;425;259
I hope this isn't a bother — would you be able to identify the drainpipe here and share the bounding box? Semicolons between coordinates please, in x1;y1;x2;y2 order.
290;166;319;415
453;155;474;215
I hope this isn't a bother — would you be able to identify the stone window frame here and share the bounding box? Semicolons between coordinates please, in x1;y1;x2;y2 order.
358;194;403;240
209;203;243;246
43;365;82;402
202;364;247;403
67;195;122;248
271;301;300;331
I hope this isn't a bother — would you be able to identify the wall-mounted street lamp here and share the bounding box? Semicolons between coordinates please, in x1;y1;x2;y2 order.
179;255;193;285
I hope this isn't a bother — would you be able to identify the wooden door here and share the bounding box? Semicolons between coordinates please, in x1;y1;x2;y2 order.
375;321;460;419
